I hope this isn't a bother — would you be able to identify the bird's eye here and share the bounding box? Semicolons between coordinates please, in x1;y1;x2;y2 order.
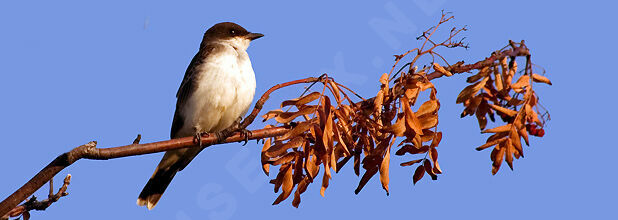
230;30;236;35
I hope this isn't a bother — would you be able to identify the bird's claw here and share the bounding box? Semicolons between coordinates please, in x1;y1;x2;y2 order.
193;132;202;147
239;129;252;146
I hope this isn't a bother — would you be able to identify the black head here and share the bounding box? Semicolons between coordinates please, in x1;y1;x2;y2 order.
204;22;263;41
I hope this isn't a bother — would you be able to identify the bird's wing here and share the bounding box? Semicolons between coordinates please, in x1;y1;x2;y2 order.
170;49;203;139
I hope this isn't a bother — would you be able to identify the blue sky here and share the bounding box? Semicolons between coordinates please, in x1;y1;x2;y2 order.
0;1;615;219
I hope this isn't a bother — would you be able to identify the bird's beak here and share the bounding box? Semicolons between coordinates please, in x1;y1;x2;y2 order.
246;32;264;41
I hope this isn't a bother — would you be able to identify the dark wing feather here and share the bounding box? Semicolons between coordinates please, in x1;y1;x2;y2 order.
170;50;204;139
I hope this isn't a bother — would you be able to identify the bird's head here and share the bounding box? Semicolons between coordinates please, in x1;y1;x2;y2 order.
203;22;263;50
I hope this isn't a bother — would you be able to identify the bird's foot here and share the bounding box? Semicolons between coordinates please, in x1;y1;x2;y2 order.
232;117;252;145
238;128;252;146
214;129;232;144
193;132;209;147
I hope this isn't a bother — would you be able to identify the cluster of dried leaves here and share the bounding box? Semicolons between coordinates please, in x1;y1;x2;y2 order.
257;13;551;207
457;42;551;174
261;68;443;207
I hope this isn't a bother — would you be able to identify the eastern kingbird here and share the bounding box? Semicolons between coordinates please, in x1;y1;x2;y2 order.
137;22;262;210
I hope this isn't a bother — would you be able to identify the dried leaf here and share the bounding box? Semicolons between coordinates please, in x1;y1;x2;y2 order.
491;144;506;175
320;170;330;197
489;104;517;117
416;100;439;117
281;92;322;107
423;159;437;180
467;66;490;83
272;152;297;166
292;178;309;208
354;167;378;194
531;73;552;85
456;77;489;104
493;66;504;91
379;73;389;85
482;124;513;134
505;139;514;170
430;132;442;148
278;120;314;141
400;159;423;166
511;75;530;90
402;97;423;135
509;126;522;159
379;147;391;195
418;114;438;130
413;165;425;184
387;115;406;137
433;62;453;76
274;106;316;124
476;137;507;151
272;164;294;205
265;137;305;157
261;137;272;175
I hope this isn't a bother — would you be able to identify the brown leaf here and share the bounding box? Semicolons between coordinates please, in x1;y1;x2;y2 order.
416;100;439;117
418;114;438;130
265;137;305;157
272;152;297;166
278;120;314;141
433;62;453;76
531;73;552;85
476;137;507;151
413;164;425;184
505;138;514;170
400;159;423;166
511;75;530;90
292;178;309;208
405;88;419;100
467;66;490;83
482;124;513;134
379;73;389;85
272;164;294;205
431;131;443;148
509;126;522;159
262;109;283;121
491;144;506;175
305;153;320;180
489;104;517;117
281;92;322;108
519;126;530;146
423;159;437;180
456;77;489;104
429;147;438;163
274;106;316;124
387;115;406;137
379;146;391;195
432;160;442;174
320;170;330;197
402;97;423;135
328;81;343;103
493;66;504;91
261;137;272;175
354;167;378;194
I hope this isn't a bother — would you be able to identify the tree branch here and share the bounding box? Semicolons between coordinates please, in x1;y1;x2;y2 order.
0;76;324;217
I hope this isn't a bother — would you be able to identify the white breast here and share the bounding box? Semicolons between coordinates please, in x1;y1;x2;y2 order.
178;42;256;136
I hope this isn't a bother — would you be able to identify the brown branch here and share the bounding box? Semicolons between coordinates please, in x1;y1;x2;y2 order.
3;175;72;220
0;76;324;217
426;41;530;80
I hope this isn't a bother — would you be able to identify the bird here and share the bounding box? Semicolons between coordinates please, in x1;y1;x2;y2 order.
137;22;263;210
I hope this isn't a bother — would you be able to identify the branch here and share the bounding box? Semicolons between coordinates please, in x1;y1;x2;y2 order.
0;76;324;217
2;175;72;220
426;40;530;80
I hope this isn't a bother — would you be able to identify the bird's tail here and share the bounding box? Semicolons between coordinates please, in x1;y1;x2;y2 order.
137;165;179;210
137;147;203;210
